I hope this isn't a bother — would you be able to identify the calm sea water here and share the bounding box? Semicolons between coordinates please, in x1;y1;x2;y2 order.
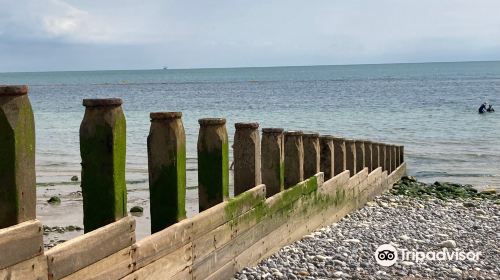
1;61;499;189
2;61;499;237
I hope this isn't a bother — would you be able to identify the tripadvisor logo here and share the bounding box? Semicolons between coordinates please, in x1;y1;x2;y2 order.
374;244;481;267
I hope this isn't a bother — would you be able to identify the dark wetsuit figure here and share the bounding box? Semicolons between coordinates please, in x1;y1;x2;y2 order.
479;104;487;114
487;105;494;112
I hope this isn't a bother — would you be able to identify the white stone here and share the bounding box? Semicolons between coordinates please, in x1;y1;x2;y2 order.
401;261;415;266
399;234;410;241
451;267;462;274
343;238;361;243
438;240;457;248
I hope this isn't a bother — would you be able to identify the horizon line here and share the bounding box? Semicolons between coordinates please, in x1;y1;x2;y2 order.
1;59;499;75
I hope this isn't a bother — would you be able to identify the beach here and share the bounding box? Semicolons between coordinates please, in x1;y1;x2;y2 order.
233;178;500;279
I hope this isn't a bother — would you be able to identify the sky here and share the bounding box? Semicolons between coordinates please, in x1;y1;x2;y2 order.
1;0;500;72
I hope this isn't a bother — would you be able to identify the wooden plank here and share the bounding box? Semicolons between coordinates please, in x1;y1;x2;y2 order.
169;267;191;280
191;185;266;238
193;175;324;279
0;254;47;280
46;216;135;280
133;218;193;270
0;220;43;269
192;204;263;264
61;247;133;280
122;242;192;280
205;260;236;280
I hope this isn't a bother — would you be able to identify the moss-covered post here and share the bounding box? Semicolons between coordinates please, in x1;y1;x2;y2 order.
399;145;405;164
197;118;229;212
284;131;304;188
80;98;126;233
319;135;334;180
0;85;36;229
355;140;365;174
261;128;284;197
332;137;346;176
234;122;261;196
344;139;356;176
372;142;380;170
302;132;320;179
364;140;373;172
147;112;186;233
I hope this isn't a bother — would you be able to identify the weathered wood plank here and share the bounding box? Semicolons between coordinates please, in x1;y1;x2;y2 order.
0;220;43;270
123;242;192;280
46;216;135;280
191;185;266;238
61;247;133;280
0;254;47;280
133;218;193;270
205;260;236;280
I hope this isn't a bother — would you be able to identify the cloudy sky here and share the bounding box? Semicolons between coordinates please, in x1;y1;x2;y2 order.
1;0;500;72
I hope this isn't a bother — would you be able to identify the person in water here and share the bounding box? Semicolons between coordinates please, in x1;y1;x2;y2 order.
487;104;495;112
478;102;487;114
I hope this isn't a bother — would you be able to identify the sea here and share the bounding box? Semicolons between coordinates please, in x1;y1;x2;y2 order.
1;61;499;239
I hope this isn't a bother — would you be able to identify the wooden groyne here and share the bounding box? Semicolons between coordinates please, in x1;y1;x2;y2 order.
0;85;406;280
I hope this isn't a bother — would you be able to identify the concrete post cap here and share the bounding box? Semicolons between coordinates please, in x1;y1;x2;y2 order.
150;112;182;120
343;138;355;143
262;128;284;134
198;118;226;126
0;85;28;96
302;132;319;138
235;122;259;129
83;98;123;107
284;130;303;136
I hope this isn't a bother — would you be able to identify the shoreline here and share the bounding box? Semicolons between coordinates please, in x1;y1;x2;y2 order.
39;177;499;252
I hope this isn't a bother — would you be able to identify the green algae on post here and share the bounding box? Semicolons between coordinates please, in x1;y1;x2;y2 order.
147;112;187;233
79;98;127;233
0;85;36;228
197;118;229;212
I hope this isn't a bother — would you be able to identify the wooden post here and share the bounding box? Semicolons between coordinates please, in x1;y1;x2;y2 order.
197;118;229;212
364;140;372;172
372;142;380;170
80;98;127;233
344;139;356;177
0;85;36;228
355;140;365;174
302;132;320;179
261;128;284;197
147;112;186;233
380;143;387;172
399;145;405;164
284;131;304;188
392;145;397;171
234;122;261;196
332;137;346;176
319;135;334;180
385;144;392;174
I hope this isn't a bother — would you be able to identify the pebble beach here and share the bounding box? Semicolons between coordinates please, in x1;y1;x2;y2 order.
234;178;500;280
